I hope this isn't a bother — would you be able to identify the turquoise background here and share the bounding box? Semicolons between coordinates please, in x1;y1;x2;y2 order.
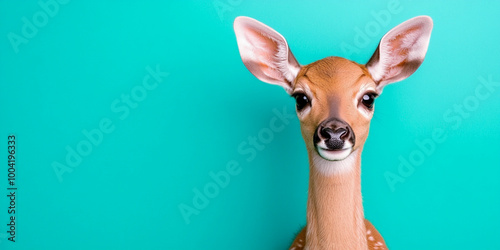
1;1;499;249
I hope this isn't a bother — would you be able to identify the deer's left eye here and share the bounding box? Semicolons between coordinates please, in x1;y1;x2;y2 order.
361;93;377;110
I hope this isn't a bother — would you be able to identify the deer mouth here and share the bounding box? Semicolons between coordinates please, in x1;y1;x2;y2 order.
316;142;353;161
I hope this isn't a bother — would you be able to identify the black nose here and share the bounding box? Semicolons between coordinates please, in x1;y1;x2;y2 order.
314;118;355;150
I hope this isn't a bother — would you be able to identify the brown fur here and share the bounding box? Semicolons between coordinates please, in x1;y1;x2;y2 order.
289;57;386;249
234;16;433;250
292;57;376;156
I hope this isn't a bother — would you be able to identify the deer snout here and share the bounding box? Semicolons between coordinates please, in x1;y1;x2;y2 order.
320;127;347;149
314;118;356;161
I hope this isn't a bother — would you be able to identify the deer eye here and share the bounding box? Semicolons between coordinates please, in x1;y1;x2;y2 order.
292;93;310;111
361;92;377;110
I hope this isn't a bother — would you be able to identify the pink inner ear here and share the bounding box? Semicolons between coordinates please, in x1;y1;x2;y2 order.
382;26;425;82
244;28;288;82
234;17;301;91
366;16;433;88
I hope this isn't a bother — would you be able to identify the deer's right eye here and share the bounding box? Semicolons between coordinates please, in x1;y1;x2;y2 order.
292;93;310;111
360;92;377;110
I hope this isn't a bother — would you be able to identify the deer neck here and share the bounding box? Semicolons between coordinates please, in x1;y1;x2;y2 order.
305;148;367;250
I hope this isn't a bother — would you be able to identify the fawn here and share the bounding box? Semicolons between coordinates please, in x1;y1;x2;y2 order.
234;16;433;249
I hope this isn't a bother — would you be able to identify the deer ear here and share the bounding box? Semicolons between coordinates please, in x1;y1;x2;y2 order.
366;16;433;91
234;16;301;94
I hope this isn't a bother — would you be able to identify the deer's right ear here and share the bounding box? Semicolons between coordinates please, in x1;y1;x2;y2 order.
234;16;301;94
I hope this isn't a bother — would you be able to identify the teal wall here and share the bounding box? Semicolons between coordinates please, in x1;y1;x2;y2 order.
1;1;499;249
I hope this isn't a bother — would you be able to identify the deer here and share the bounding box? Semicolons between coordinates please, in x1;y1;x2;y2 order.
233;15;433;250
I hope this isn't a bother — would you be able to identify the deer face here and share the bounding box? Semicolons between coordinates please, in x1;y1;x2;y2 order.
291;57;378;161
234;16;432;167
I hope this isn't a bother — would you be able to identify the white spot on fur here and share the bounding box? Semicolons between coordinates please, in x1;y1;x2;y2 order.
313;148;359;176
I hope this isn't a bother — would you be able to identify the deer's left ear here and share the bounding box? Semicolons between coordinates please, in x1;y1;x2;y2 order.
366;16;433;90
